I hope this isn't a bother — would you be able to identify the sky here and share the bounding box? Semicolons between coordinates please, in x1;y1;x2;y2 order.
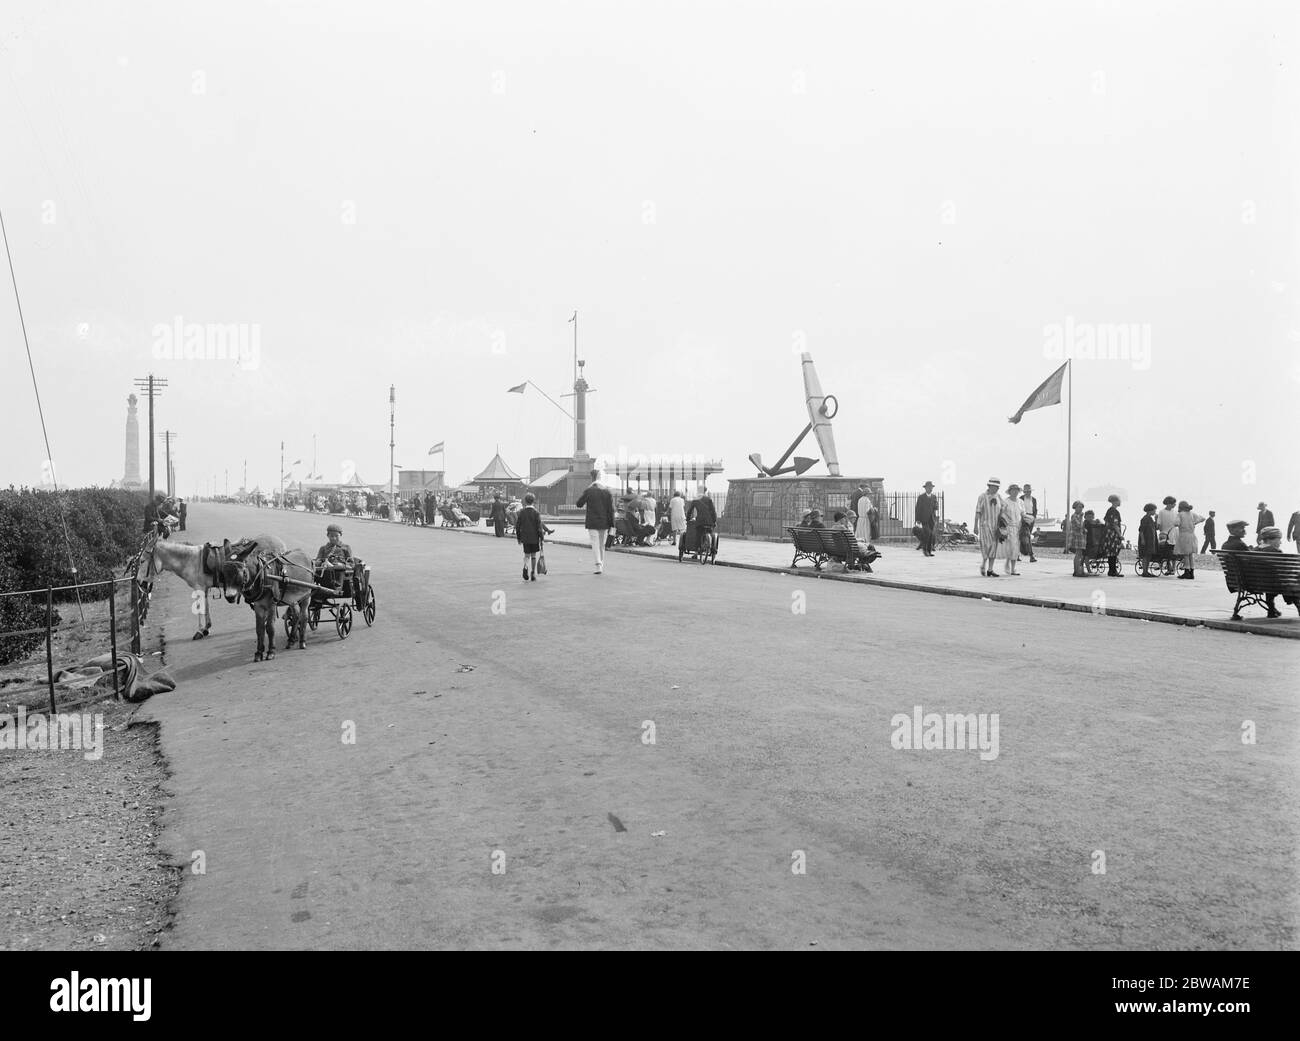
1;0;1297;529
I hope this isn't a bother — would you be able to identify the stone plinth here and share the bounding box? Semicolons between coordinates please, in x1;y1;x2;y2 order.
719;476;885;540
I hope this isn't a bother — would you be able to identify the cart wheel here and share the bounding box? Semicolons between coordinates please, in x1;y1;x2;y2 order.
1174;558;1186;577
308;605;319;631
336;603;353;639
1132;557;1143;575
363;586;376;626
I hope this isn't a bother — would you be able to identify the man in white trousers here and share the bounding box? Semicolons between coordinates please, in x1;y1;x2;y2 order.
575;470;616;574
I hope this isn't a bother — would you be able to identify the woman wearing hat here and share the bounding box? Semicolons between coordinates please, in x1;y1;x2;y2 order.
1103;495;1125;578
998;485;1024;575
974;479;1004;577
1174;500;1204;579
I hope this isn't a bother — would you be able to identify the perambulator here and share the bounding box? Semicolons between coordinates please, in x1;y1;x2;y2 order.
1080;521;1114;575
1132;535;1184;576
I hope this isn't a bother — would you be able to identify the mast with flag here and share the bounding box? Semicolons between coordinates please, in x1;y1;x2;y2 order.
1008;360;1071;523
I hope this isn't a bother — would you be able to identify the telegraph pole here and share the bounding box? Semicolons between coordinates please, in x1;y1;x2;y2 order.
159;430;177;497
389;385;396;517
132;374;167;499
280;440;285;507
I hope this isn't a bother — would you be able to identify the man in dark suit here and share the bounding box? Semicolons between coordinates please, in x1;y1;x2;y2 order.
575;470;615;574
1200;511;1216;553
687;488;719;554
1288;510;1300;553
915;481;939;556
490;494;508;537
1257;502;1274;544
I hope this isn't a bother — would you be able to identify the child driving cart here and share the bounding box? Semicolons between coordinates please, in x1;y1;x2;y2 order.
315;523;356;592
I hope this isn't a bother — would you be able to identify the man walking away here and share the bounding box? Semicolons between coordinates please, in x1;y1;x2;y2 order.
1288;509;1300;554
915;481;939;557
1200;511;1217;553
178;498;187;532
576;470;615;574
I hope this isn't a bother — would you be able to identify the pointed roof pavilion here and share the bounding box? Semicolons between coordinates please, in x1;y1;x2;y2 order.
473;451;522;483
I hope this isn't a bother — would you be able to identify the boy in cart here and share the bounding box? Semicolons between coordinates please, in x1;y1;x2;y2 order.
315;523;355;592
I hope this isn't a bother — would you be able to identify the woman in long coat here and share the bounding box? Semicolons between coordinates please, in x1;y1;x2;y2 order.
1103;494;1125;578
974;479;1004;577
1174;500;1204;579
999;484;1025;574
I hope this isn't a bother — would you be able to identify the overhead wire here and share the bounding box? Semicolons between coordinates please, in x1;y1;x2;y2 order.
1;202;86;621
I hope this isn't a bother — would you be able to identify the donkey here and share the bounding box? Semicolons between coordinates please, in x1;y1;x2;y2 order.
131;532;286;640
218;546;315;662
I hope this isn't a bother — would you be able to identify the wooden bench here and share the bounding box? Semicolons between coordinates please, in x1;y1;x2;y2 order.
788;526;827;568
787;526;880;571
1214;550;1300;620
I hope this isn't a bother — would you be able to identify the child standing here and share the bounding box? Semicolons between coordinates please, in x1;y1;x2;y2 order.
1064;500;1087;576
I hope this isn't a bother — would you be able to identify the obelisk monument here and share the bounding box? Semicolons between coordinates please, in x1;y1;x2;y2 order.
122;394;143;490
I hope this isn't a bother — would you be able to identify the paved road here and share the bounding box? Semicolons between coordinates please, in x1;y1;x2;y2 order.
140;505;1299;949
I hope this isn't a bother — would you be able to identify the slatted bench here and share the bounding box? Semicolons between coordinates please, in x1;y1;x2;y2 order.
1214;550;1300;620
787;526;880;571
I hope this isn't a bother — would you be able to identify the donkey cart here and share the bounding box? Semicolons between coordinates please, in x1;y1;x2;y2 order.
284;559;376;642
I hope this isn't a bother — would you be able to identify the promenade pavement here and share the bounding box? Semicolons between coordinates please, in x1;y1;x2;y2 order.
427;518;1300;639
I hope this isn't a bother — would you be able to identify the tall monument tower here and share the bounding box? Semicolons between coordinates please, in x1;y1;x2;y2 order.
122;394;143;490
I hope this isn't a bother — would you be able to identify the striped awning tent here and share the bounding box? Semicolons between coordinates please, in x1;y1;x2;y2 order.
604;458;724;484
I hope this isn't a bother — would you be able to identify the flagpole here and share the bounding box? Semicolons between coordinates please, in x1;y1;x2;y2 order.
1065;359;1072;522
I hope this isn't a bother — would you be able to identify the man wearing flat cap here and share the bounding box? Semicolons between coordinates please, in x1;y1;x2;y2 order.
1222;520;1251;553
915;481;939;556
974;478;1004;577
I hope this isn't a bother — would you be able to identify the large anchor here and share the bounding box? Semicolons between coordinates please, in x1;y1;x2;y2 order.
748;353;842;477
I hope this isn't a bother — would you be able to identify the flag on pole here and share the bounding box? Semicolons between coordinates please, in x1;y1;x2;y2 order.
428;442;444;455
507;382;527;394
568;311;576;323
1008;362;1068;424
291;459;302;465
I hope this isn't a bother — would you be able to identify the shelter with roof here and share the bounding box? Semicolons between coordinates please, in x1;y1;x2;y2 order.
468;451;526;498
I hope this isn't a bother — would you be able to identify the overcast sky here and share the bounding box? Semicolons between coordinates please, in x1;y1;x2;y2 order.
2;1;1296;525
